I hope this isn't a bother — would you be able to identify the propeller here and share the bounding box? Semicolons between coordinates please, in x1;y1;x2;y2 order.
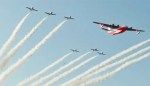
112;24;115;26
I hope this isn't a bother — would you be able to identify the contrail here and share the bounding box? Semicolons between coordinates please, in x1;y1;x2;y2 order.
61;39;150;86
17;52;72;86
44;55;97;86
76;46;150;86
31;52;91;86
0;17;48;70
0;12;31;58
82;51;150;86
0;20;67;84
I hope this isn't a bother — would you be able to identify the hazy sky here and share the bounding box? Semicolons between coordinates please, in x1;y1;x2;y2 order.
0;0;149;86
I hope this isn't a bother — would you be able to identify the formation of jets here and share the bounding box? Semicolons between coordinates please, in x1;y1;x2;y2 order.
26;7;74;20
91;48;106;55
70;49;106;55
25;6;146;57
93;22;144;35
26;7;144;36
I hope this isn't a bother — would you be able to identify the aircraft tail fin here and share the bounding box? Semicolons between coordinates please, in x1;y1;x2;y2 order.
136;31;140;35
136;30;144;35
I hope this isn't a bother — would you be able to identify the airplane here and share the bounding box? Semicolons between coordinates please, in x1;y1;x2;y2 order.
70;49;79;52
93;22;144;35
26;7;38;11
45;12;56;15
91;49;99;51
65;16;74;19
97;52;106;55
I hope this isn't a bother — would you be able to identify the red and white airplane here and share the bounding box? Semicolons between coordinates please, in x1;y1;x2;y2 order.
93;22;144;35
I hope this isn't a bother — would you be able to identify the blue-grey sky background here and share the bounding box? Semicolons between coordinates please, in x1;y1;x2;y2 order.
0;0;149;86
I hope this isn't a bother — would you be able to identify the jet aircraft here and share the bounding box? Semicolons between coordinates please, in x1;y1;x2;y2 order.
97;52;106;55
70;49;79;52
65;16;74;19
91;49;99;51
45;12;56;15
26;7;38;11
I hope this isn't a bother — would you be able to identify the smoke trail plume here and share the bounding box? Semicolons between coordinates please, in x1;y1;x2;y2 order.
0;20;67;84
82;51;150;86
44;55;97;86
17;52;72;86
0;17;48;70
61;39;150;86
77;46;150;86
0;12;31;58
31;52;91;86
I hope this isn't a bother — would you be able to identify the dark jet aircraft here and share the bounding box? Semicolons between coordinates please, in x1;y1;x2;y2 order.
65;16;74;19
70;49;79;53
97;52;106;55
93;22;144;35
45;12;56;15
26;7;38;11
91;49;99;51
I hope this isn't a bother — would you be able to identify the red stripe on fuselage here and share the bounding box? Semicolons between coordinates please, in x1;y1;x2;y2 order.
107;26;127;35
117;26;127;33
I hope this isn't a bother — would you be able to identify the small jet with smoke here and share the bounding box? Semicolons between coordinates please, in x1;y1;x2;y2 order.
93;22;144;35
45;12;56;15
26;7;38;11
65;16;74;20
91;49;99;52
91;49;106;55
97;52;106;55
70;49;79;53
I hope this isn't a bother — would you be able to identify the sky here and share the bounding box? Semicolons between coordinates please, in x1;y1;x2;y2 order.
0;0;149;86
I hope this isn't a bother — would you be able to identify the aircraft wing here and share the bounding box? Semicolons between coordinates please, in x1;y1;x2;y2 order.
93;22;119;28
93;22;101;24
26;7;31;10
33;9;38;11
127;27;144;32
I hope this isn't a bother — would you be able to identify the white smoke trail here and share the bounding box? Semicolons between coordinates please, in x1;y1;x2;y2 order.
76;46;150;86
17;52;72;86
61;39;150;86
0;20;67;84
82;52;150;86
44;55;97;86
0;12;31;58
31;52;91;86
0;17;48;70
